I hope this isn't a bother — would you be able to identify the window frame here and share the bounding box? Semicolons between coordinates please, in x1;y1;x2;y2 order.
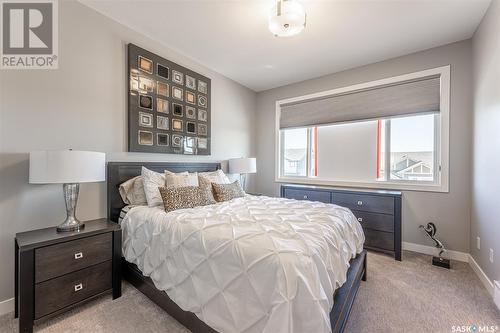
275;66;450;193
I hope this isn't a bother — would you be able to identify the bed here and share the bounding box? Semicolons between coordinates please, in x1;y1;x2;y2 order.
107;162;367;333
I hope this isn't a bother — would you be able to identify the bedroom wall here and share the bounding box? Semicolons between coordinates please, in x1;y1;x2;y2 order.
255;40;473;254
0;1;256;304
471;0;500;282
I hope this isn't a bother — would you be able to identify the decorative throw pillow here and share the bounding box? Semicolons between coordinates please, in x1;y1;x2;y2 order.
118;175;147;205
212;181;245;202
165;171;199;188
198;175;212;189
199;170;230;185
141;166;165;207
159;186;216;212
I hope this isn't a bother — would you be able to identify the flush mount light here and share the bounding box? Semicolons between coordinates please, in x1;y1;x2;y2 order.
268;0;306;37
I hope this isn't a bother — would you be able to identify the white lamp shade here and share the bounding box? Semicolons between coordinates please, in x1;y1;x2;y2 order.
29;150;106;184
228;158;257;174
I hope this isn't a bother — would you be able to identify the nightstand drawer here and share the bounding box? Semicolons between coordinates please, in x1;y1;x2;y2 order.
333;193;394;214
35;233;112;283
34;260;112;319
351;210;394;233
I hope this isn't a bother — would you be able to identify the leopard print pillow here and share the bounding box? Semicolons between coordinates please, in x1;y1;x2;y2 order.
159;186;216;212
212;181;245;202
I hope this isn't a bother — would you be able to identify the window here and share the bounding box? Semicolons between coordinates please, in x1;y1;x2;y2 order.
282;128;309;176
280;113;438;183
276;66;450;192
388;114;436;182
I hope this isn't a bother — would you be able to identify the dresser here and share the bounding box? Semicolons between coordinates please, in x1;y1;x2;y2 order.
281;184;402;261
15;219;121;333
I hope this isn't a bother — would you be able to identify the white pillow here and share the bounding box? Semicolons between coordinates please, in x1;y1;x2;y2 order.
141;166;165;207
226;173;241;184
118;175;147;205
165;171;199;188
199;170;230;184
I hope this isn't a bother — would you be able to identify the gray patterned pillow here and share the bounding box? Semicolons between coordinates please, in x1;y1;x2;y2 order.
159;186;216;212
212;181;245;202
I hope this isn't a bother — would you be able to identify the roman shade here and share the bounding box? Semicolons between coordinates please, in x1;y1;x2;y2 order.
280;75;441;129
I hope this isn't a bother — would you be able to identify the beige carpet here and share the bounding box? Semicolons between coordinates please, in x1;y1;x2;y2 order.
1;251;498;333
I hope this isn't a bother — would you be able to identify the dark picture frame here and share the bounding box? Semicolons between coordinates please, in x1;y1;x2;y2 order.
128;44;211;155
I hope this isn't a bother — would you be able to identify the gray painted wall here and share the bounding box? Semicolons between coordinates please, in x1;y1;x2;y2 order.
0;1;256;302
255;40;473;254
471;0;500;282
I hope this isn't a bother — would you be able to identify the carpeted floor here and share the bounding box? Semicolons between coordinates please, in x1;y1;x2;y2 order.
1;251;498;333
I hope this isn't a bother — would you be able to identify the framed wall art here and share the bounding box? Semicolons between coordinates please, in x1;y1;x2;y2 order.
128;43;211;155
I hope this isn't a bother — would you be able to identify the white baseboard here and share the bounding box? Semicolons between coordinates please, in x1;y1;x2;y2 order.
494;280;500;310
468;254;495;296
402;242;469;262
0;297;14;316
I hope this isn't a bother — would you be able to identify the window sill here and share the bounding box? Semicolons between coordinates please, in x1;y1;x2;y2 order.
275;176;449;193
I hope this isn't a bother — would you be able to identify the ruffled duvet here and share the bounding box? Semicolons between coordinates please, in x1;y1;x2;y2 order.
121;195;364;333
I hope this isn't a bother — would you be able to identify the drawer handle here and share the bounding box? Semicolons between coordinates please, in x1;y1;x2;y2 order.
357;217;363;222
74;283;83;292
357;200;363;206
74;252;83;260
303;195;308;199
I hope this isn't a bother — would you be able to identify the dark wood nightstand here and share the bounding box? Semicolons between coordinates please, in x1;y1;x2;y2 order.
15;219;121;333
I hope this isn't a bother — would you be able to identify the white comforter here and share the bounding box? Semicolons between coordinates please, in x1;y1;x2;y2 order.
121;195;364;333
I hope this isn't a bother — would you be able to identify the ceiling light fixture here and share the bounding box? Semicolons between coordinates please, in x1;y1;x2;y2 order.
268;0;306;37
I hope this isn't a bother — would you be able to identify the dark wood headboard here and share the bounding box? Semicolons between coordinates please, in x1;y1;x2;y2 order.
107;161;221;223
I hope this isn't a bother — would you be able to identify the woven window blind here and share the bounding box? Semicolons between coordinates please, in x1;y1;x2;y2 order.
280;75;440;129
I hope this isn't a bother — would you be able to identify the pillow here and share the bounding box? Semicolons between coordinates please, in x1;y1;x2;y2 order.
118;176;147;205
165;171;199;188
165;170;189;176
212;181;245;202
159;186;216;212
199;169;230;185
141;166;165;207
226;173;241;184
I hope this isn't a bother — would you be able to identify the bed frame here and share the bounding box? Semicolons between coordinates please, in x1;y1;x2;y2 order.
107;161;367;333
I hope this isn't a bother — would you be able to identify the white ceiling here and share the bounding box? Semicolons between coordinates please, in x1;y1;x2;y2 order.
81;0;490;92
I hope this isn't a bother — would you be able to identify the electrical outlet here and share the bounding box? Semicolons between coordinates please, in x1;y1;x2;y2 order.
490;249;494;263
477;236;481;250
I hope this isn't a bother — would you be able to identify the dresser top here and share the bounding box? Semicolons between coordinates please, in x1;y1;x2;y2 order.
281;183;402;196
16;219;120;250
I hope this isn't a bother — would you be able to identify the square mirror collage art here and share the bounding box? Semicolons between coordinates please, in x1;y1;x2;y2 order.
129;44;210;155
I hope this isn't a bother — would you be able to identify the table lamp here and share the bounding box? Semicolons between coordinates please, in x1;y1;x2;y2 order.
29;150;106;232
228;157;257;191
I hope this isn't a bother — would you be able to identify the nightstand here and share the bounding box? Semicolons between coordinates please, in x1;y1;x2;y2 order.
15;219;121;333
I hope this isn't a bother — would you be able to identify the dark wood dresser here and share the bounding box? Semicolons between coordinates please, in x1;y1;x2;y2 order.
281;184;402;261
15;219;121;333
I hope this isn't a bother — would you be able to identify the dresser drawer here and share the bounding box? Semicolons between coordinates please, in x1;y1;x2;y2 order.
35;233;112;283
351;210;394;233
333;193;394;214
282;188;331;203
35;260;112;319
363;229;394;252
